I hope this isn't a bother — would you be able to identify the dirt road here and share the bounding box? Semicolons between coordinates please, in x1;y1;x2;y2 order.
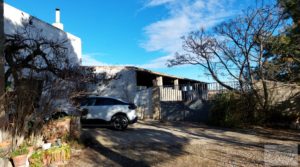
68;121;300;167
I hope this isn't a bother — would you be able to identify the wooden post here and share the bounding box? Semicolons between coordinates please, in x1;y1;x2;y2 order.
0;0;5;143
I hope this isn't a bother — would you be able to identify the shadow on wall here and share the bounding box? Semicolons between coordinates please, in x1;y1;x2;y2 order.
79;127;189;167
1;13;79;142
86;68;137;103
255;81;300;127
270;92;300;128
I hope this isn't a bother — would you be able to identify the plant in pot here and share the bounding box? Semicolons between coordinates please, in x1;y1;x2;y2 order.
11;145;29;167
22;140;35;156
29;150;43;167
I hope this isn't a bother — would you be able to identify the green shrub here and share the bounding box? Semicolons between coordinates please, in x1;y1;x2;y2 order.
29;144;71;167
208;90;300;128
208;92;256;128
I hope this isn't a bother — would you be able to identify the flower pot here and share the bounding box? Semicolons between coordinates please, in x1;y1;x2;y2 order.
27;146;34;156
12;154;27;167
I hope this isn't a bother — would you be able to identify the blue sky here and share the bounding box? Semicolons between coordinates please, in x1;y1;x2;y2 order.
5;0;261;82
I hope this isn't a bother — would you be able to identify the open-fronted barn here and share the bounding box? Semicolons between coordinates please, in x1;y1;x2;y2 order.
85;66;209;121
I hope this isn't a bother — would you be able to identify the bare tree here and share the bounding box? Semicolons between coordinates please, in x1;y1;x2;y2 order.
0;17;83;148
4;17;77;87
168;5;286;111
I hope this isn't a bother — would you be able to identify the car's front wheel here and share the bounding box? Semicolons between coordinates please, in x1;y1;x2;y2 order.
112;115;128;130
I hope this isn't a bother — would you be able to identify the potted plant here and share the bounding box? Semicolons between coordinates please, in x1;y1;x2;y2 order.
29;151;43;167
43;144;71;166
11;146;29;167
22;140;35;156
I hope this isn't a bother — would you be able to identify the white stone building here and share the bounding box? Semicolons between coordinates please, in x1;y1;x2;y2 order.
4;3;82;65
3;3;82;114
86;66;209;121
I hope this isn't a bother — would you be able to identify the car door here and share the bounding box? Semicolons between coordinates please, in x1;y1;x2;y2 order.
91;98;111;120
104;98;129;121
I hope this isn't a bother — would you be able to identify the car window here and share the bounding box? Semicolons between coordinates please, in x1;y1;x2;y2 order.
111;99;127;105
94;98;105;105
80;99;88;106
86;98;95;106
95;98;127;105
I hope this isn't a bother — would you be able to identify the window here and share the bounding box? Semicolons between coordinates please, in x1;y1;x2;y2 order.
81;98;96;106
87;99;95;106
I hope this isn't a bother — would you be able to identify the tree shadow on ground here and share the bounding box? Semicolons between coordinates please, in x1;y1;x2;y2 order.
76;126;189;167
136;121;299;166
142;120;300;143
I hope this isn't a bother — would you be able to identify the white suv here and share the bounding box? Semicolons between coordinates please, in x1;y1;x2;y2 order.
80;96;138;130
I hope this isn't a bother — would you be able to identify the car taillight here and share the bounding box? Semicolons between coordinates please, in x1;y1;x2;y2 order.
128;103;137;110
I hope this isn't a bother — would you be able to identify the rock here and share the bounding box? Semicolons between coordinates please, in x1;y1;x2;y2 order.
0;158;13;167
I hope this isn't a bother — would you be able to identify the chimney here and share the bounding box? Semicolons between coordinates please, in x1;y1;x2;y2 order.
52;8;64;30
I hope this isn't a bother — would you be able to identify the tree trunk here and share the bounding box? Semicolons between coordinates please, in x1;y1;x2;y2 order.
0;0;4;94
0;0;5;143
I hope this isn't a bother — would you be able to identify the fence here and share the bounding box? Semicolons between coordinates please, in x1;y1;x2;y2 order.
135;84;208;119
159;87;182;101
208;81;240;91
159;83;208;101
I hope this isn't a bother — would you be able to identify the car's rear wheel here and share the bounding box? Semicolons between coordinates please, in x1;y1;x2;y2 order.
112;115;128;130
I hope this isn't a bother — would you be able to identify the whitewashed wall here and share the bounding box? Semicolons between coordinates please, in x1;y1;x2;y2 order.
3;3;82;115
87;66;137;103
3;3;82;65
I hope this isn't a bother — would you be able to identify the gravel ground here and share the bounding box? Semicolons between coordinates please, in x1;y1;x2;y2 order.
67;121;300;167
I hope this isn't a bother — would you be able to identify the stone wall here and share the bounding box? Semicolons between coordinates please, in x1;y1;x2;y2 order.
255;81;300;128
254;81;300;105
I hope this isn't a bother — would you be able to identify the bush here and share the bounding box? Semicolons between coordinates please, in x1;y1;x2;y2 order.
253;93;300;127
208;92;256;128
